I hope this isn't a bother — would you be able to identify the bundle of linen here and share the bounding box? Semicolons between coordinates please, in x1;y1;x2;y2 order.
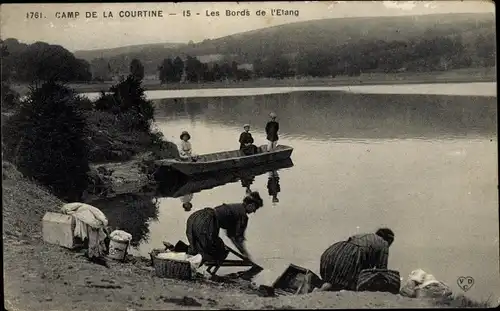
61;202;108;258
400;269;452;299
155;251;203;274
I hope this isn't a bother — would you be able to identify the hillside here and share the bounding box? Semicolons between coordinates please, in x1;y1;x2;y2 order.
74;42;187;61
82;12;495;74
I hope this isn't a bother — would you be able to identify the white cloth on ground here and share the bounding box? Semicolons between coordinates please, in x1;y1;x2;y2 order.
110;230;132;242
400;269;452;299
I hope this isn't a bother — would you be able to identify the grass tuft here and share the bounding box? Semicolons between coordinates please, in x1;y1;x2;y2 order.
432;294;494;308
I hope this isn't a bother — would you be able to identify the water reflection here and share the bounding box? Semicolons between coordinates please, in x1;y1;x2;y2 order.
156;159;293;199
154;92;497;141
180;193;194;212
88;194;160;247
267;171;281;205
240;175;255;195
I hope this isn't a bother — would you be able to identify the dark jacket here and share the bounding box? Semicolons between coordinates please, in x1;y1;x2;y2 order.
265;121;279;141
214;203;248;243
239;131;254;149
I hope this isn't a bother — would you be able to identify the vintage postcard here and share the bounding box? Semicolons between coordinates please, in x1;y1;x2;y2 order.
1;1;498;310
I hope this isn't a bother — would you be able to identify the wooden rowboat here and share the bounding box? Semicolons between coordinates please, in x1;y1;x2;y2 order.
154;144;293;176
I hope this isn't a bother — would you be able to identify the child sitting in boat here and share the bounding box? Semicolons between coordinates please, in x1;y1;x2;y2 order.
178;131;198;162
239;124;259;156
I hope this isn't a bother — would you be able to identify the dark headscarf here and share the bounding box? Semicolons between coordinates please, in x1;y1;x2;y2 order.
376;228;395;245
243;191;264;209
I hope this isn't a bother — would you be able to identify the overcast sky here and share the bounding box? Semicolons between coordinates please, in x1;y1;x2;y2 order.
0;1;495;51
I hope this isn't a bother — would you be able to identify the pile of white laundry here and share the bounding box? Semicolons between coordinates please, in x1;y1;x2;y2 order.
400;269;453;299
155;251;203;275
110;230;132;243
61;202;108;258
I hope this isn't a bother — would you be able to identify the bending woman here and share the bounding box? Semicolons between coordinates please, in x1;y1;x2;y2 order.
185;191;264;263
318;228;395;291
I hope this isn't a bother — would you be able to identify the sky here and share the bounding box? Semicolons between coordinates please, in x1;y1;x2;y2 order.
0;1;495;52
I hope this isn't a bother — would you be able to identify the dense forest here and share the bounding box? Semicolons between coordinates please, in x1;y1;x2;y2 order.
1;13;496;85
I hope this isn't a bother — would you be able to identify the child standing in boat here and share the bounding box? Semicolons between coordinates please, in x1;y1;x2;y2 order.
178;131;197;161
265;112;280;151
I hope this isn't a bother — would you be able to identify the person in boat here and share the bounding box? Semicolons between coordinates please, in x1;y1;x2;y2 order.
265;112;280;151
317;228;395;292
185;191;264;263
178;131;197;161
239;124;258;155
267;170;280;204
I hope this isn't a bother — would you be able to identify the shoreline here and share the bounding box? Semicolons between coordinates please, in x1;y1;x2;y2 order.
3;161;494;310
10;68;497;97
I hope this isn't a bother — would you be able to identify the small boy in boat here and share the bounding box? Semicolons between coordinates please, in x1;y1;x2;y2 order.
178;131;198;162
239;124;258;155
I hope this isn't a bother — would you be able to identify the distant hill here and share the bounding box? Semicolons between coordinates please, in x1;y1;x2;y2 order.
171;13;495;59
79;12;495;75
74;42;187;61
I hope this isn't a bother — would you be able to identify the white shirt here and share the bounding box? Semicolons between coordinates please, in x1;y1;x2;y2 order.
179;140;192;158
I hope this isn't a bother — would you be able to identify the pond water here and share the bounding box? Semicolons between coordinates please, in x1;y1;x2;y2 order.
89;84;498;302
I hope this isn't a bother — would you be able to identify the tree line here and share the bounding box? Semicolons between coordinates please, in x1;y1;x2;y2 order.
155;32;497;82
1;31;495;86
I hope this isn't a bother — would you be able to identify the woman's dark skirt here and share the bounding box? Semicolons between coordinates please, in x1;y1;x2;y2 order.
185;208;228;262
320;241;369;291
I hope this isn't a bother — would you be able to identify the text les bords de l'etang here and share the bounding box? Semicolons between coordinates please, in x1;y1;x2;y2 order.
31;9;300;20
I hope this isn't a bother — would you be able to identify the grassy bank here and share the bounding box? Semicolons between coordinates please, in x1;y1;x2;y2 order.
3;162;495;310
10;67;496;97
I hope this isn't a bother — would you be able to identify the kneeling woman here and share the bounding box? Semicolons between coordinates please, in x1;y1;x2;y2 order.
318;228;395;291
185;191;264;263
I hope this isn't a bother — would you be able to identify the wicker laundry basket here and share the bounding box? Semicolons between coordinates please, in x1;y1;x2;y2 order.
356;269;401;294
149;249;193;280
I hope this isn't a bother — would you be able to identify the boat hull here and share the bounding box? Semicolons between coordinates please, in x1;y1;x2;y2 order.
155;145;293;176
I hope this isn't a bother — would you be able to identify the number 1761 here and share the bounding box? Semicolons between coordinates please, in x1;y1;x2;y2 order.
26;12;43;19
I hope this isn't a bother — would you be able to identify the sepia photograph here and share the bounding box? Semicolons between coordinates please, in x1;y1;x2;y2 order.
1;1;498;310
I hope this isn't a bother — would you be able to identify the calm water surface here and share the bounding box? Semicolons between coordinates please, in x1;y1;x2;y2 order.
91;85;498;302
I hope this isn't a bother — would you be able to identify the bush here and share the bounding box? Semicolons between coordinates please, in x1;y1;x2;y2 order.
1;83;20;112
94;75;155;132
2;82;90;201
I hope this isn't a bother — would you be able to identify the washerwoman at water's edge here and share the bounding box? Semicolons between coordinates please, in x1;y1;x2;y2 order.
317;228;395;292
185;191;264;264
